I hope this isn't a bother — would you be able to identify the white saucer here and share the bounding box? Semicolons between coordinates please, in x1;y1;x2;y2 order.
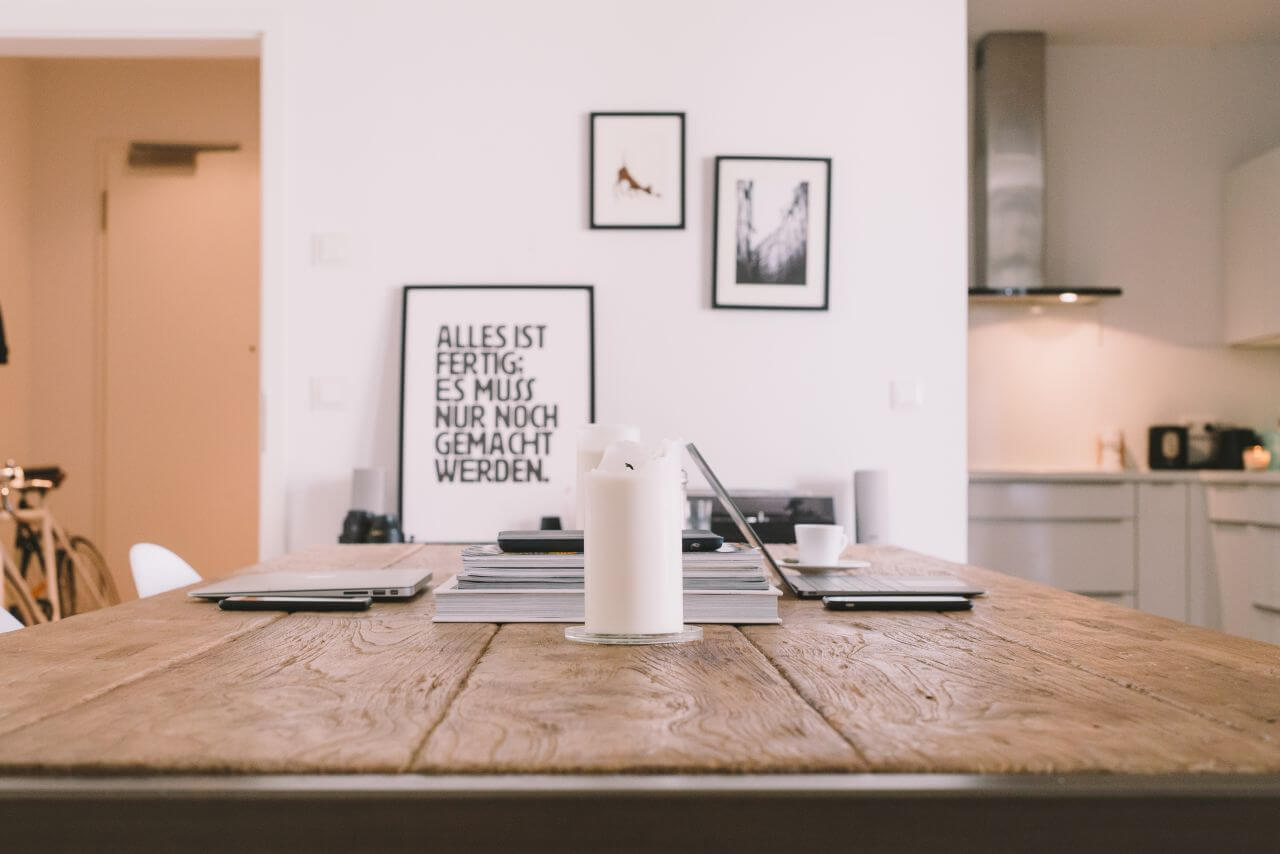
780;558;872;574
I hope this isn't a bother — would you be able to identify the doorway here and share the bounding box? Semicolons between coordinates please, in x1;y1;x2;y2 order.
0;55;261;595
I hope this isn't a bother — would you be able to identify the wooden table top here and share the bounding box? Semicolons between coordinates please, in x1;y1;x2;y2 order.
2;543;1279;776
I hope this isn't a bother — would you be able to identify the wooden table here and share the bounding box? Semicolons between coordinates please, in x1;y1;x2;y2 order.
3;544;1280;852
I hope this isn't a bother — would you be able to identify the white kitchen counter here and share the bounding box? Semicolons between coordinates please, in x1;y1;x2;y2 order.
971;469;1280;485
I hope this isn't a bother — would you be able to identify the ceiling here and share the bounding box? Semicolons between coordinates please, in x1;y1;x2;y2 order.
969;0;1280;44
0;36;260;59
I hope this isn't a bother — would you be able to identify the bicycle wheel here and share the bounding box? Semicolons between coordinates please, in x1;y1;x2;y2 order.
3;560;44;626
56;547;78;616
67;535;121;609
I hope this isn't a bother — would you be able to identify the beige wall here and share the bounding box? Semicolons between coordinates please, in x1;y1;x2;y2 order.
0;59;33;465
970;45;1280;470
13;59;258;576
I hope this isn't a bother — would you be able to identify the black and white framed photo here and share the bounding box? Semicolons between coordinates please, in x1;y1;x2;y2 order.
712;156;832;310
590;112;685;229
399;285;595;542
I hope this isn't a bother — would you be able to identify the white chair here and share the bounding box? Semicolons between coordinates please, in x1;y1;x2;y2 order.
0;609;24;633
129;543;202;598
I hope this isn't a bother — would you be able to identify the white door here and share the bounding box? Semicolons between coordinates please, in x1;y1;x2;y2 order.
100;142;259;590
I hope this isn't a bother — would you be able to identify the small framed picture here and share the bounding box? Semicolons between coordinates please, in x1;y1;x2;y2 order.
590;112;685;229
712;156;832;310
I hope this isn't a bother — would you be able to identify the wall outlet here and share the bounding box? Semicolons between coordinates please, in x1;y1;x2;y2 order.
309;376;348;412
890;379;924;411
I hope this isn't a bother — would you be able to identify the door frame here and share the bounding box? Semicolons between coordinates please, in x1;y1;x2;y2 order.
0;15;288;562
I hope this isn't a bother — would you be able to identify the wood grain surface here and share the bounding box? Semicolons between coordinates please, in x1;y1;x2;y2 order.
744;600;1280;773
0;544;495;773
0;593;279;737
835;547;1280;737
415;623;861;773
2;543;1279;775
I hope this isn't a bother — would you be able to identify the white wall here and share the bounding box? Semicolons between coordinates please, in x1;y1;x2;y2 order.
970;45;1280;470
1;0;971;562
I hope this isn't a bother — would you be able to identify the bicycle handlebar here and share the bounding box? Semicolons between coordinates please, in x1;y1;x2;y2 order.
0;462;67;490
20;466;66;488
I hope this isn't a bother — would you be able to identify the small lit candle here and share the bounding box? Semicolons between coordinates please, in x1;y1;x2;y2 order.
1243;445;1273;471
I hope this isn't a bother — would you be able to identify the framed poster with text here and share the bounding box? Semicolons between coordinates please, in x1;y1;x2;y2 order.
399;285;595;542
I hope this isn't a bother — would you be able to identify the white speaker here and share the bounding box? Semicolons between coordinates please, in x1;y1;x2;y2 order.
351;467;387;514
854;469;890;545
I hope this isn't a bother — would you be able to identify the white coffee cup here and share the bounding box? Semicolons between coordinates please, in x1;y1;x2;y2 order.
794;524;848;566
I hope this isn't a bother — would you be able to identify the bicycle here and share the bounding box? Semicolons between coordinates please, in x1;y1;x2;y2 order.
1;461;119;626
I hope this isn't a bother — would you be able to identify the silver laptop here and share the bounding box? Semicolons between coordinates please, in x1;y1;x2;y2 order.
189;567;432;601
684;443;982;600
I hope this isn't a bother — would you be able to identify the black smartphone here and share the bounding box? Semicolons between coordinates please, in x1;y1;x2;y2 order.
822;595;972;612
219;595;373;612
497;529;724;553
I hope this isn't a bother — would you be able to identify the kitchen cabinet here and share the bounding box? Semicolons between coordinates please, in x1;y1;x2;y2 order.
1205;482;1280;641
969;479;1137;601
970;472;1280;643
1224;145;1280;347
1187;484;1219;629
1136;482;1188;621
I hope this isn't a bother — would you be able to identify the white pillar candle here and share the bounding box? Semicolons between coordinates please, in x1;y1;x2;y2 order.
583;439;684;635
575;424;640;528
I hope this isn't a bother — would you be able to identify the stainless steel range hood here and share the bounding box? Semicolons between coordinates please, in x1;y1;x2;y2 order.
971;32;1121;305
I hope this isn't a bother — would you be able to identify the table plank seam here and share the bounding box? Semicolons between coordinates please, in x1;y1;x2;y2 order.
401;622;502;772
968;618;1277;741
736;627;874;767
0;612;287;740
386;544;427;566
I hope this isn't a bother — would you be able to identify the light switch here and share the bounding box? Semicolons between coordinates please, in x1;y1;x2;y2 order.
309;376;348;412
310;232;350;268
890;379;924;411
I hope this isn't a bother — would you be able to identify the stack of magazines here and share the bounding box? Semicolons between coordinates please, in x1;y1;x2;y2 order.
433;543;781;623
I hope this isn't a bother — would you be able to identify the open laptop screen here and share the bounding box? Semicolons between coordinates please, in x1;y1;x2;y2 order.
684;443;795;594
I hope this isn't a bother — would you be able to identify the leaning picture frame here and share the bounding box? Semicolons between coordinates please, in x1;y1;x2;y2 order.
590;112;686;229
398;285;595;542
711;156;832;310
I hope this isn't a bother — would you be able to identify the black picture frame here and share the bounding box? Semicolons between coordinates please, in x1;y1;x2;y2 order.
398;285;596;542
589;111;686;230
711;155;833;311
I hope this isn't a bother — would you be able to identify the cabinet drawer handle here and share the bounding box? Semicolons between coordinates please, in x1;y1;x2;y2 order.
972;516;1131;523
1211;520;1280;530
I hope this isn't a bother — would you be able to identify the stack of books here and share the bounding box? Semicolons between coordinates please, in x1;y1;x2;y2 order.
433;543;781;623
